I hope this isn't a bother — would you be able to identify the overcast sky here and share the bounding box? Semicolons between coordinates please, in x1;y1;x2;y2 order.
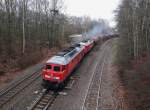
64;0;121;27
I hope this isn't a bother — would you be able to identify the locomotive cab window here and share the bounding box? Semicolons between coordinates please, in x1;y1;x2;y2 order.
54;66;60;72
46;65;52;70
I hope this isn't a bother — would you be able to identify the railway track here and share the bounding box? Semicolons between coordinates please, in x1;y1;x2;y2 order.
0;67;43;107
81;41;111;110
82;40;122;110
27;89;58;110
27;73;79;110
82;57;106;110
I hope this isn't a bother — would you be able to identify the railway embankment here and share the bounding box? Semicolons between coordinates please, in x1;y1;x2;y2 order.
111;38;150;110
0;48;60;88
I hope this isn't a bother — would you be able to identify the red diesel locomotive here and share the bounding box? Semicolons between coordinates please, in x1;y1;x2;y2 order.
42;40;94;88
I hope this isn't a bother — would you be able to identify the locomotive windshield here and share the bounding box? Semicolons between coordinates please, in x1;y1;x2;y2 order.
46;65;52;70
54;66;60;72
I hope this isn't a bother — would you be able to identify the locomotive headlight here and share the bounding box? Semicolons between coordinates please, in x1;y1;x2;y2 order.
54;77;60;80
45;74;51;78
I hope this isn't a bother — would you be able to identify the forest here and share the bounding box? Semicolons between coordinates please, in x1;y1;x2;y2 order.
116;0;150;109
117;0;150;65
0;0;110;73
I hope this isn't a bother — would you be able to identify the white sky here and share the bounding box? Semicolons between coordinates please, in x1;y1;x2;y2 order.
65;0;121;27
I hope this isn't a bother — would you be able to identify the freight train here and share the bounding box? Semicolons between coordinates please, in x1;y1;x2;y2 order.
42;39;95;88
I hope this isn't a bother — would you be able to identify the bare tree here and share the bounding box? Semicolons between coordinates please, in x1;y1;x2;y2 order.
117;0;150;64
22;0;25;54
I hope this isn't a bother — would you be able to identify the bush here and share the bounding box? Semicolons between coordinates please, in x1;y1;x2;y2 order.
17;51;44;69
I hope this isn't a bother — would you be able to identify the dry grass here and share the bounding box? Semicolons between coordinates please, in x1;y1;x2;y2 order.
115;53;150;110
0;47;60;86
112;39;150;110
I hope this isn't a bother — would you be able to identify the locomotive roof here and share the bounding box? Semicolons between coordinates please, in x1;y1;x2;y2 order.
46;56;67;65
57;47;75;56
56;44;81;57
46;43;83;65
